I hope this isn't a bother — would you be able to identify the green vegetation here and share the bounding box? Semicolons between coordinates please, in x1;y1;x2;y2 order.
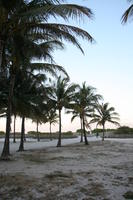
90;103;120;141
92;128;115;133
51;76;78;147
0;131;5;136
68;82;102;144
123;191;133;199
76;129;84;133
115;126;133;134
27;131;77;139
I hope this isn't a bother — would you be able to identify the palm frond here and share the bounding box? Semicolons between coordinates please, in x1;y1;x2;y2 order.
26;23;94;53
29;63;68;77
121;4;133;23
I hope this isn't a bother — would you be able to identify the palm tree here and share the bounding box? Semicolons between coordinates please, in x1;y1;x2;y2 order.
32;106;48;142
90;102;120;141
70;106;84;143
121;1;133;23
70;82;102;145
52;76;78;147
47;109;59;140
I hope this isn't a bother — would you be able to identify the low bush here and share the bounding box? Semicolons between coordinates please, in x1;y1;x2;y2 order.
76;129;84;133
0;131;5;135
92;128;116;133
115;126;133;134
27;131;77;138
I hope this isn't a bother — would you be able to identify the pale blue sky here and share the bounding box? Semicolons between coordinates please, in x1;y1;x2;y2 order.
0;0;133;132
52;0;133;130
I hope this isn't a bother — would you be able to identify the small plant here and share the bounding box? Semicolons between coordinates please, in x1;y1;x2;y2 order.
123;191;133;199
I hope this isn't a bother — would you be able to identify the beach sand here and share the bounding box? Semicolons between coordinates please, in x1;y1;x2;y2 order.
0;138;133;200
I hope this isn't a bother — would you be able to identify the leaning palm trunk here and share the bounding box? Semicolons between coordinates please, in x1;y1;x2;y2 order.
102;124;105;141
57;109;62;147
1;72;15;159
83;117;89;145
80;117;83;142
13;115;16;143
18;117;25;151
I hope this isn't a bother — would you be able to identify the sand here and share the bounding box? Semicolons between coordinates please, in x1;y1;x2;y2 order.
0;137;133;200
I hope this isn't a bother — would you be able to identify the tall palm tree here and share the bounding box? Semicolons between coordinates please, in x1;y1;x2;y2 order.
52;76;78;147
121;0;133;23
70;82;102;145
90;102;120;141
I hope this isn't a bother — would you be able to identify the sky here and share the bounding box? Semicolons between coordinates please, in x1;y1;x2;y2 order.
0;0;133;132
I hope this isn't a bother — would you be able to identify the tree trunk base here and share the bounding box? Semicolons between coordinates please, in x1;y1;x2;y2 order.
18;146;24;152
56;141;61;147
0;155;11;161
85;141;89;145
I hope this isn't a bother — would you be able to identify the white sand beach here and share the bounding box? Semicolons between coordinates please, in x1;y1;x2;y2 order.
0;137;133;200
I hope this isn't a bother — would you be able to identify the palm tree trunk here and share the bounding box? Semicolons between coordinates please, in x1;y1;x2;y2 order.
1;71;15;159
13;115;16;143
0;39;4;69
18;117;25;151
80;117;83;142
57;109;61;147
50;122;52;141
23;131;26;142
83;116;89;145
37;121;40;142
102;124;105;141
0;39;7;78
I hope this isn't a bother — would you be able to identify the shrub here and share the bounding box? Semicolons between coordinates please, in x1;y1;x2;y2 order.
27;131;77;138
63;131;73;135
0;131;5;135
76;129;83;133
92;129;103;133
115;126;133;134
92;128;115;133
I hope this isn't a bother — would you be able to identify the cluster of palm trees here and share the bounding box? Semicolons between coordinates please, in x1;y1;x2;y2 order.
1;0;131;160
0;0;94;159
